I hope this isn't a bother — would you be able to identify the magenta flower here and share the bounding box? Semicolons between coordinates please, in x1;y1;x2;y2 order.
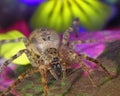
71;30;120;76
0;59;21;95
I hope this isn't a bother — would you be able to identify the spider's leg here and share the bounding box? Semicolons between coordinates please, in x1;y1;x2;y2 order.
0;37;27;44
39;65;48;96
0;49;26;73
69;38;116;49
39;64;58;96
0;46;38;73
61;27;73;48
75;54;97;87
61;62;67;79
60;18;80;76
0;37;29;56
66;49;96;87
69;40;100;49
0;67;39;96
82;62;97;87
24;49;38;67
80;54;111;77
0;37;30;72
61;18;80;48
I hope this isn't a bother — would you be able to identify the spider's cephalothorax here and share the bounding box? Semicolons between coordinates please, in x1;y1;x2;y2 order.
0;19;112;96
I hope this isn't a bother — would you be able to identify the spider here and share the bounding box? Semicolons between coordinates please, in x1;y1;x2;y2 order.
0;18;112;96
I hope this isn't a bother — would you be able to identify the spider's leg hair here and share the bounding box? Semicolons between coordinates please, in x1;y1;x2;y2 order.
61;62;67;79
24;49;38;67
69;40;104;49
0;37;27;44
67;49;96;87
69;38;116;48
0;49;26;73
69;40;98;49
71;17;80;35
61;27;73;48
0;67;39;96
80;54;111;77
39;65;48;96
47;66;58;80
61;18;80;48
75;54;97;87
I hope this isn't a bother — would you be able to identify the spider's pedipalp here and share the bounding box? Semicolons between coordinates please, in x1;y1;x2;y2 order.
0;67;39;96
0;49;27;73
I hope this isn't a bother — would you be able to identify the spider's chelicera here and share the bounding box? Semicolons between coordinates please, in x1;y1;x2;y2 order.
0;19;112;96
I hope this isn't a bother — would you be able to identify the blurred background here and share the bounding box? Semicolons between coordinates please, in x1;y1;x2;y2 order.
0;0;120;33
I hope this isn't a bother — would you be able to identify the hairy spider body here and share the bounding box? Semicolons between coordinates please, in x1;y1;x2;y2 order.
0;19;112;96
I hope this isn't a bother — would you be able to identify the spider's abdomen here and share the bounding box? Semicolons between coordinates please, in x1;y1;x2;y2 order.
29;28;60;53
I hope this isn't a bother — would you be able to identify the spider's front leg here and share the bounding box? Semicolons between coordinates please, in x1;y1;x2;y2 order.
0;67;39;96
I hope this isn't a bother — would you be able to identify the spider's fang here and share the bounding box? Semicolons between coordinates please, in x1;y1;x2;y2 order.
49;69;58;80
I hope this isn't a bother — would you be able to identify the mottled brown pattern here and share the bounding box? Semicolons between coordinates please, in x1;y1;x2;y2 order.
0;18;112;96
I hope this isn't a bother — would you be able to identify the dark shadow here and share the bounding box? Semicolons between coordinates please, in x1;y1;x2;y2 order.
62;69;83;96
98;40;120;75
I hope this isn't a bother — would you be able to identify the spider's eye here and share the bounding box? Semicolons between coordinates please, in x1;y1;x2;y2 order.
47;36;50;40
40;28;47;31
42;38;46;41
50;51;53;54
